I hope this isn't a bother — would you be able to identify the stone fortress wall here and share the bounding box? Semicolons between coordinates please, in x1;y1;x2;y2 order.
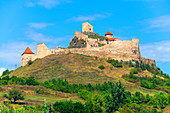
21;22;156;66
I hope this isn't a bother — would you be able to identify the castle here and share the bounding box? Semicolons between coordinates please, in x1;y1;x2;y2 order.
21;22;155;66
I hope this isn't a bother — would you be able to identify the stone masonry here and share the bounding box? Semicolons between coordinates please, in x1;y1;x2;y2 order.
21;22;156;66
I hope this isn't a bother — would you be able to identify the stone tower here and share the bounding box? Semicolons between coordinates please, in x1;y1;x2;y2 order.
21;47;35;66
82;22;93;32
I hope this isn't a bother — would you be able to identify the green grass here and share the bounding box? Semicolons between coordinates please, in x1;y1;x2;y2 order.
9;53;167;95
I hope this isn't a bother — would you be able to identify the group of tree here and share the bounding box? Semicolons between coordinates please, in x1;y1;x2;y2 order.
107;59;123;68
1;71;170;112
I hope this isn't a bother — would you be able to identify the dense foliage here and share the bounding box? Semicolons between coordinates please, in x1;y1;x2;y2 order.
0;67;170;112
88;35;106;41
98;65;105;70
4;89;24;103
107;59;123;68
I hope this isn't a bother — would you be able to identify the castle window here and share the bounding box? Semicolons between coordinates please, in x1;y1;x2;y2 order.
89;28;91;31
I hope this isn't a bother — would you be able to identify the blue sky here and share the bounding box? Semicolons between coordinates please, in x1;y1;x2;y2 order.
0;0;170;75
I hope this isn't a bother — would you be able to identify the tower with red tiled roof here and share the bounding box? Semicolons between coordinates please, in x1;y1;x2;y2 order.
22;47;35;55
21;47;35;66
105;31;119;41
105;31;114;41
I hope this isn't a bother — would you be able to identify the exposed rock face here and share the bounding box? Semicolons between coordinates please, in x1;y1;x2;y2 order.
68;36;86;48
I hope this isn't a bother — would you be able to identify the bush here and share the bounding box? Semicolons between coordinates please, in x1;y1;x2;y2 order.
98;65;105;70
130;69;138;74
26;76;39;86
107;59;122;68
35;88;45;94
4;89;24;103
53;101;85;113
27;60;33;65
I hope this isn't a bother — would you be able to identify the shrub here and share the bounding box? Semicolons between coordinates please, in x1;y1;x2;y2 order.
26;76;39;86
53;101;85;113
27;60;33;65
4;89;24;103
130;69;138;74
35;88;45;94
98;65;105;70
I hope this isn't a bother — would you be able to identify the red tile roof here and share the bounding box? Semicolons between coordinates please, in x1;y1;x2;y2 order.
22;47;34;55
107;38;119;41
105;31;113;35
107;38;114;41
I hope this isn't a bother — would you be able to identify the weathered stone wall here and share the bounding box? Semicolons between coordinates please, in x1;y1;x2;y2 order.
82;22;93;32
21;54;36;66
36;43;51;59
141;57;156;66
75;31;88;41
21;38;156;66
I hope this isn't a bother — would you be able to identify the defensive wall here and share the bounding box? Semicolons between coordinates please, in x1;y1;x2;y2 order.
21;39;155;66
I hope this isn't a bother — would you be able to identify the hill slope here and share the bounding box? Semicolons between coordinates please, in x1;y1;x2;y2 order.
10;53;167;95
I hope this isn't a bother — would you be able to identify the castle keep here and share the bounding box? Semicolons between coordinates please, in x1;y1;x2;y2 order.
21;22;155;66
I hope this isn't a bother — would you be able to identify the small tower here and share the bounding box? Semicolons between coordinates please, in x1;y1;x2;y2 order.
105;31;114;41
21;47;35;66
82;22;93;32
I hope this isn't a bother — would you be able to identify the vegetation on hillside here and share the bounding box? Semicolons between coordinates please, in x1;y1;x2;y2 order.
2;53;170;112
88;35;107;41
0;74;170;112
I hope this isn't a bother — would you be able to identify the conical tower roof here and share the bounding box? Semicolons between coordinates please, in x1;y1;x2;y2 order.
22;47;34;55
105;31;113;35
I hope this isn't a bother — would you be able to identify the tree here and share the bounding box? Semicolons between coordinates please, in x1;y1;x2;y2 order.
4;89;24;103
104;81;127;113
132;92;145;104
154;93;168;109
98;65;105;70
1;70;10;76
26;76;39;86
130;69;138;74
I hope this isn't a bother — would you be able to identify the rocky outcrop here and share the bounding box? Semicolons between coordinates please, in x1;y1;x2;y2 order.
68;36;86;48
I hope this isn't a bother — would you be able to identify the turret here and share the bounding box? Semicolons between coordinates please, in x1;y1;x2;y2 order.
82;22;93;32
21;47;35;66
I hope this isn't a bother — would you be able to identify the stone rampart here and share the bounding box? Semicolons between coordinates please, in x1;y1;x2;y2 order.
21;38;155;66
75;31;88;41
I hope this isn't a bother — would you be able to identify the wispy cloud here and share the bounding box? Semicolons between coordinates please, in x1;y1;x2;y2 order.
25;30;54;43
140;41;170;62
25;29;73;44
142;15;170;32
0;68;6;76
67;13;111;22
26;0;72;9
28;23;55;29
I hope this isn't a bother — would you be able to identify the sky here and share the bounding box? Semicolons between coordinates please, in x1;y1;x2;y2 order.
0;0;170;75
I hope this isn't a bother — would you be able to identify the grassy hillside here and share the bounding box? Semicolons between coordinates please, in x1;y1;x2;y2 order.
9;53;168;95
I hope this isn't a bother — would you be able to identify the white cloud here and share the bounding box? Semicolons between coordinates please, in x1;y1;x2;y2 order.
37;0;60;9
142;15;170;32
26;0;72;9
25;30;55;43
67;13;111;22
140;41;170;62
0;68;6;76
28;23;55;29
25;29;73;44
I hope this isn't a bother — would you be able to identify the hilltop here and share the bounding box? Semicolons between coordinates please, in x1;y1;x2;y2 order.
10;53;169;95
